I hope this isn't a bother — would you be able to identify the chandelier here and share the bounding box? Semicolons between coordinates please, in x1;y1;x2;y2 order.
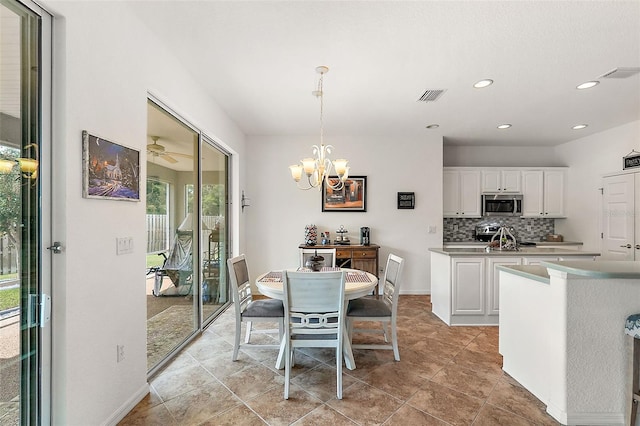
289;66;349;191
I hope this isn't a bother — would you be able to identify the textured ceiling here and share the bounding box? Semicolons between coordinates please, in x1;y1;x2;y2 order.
131;1;640;147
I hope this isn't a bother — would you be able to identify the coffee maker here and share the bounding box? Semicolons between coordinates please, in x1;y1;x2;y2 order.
360;227;370;245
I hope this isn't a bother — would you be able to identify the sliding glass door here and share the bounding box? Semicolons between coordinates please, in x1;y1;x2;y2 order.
0;0;51;423
145;99;231;373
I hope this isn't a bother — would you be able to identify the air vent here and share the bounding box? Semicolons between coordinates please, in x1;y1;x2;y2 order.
417;89;446;102
598;67;640;79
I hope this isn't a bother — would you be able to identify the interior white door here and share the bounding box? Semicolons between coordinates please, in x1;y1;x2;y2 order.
601;173;635;260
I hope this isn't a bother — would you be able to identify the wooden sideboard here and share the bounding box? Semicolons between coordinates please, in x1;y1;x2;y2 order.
298;244;380;278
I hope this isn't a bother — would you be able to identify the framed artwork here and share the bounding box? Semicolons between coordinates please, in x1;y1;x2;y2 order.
397;192;415;209
322;176;367;212
623;150;640;170
82;130;140;201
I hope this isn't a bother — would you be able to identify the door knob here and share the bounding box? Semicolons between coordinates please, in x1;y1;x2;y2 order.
620;244;632;249
636;245;640;250
47;242;63;254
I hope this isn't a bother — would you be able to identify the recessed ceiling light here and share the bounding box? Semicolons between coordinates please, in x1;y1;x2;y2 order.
572;124;588;130
576;81;599;90
474;79;494;89
426;124;439;129
497;124;512;129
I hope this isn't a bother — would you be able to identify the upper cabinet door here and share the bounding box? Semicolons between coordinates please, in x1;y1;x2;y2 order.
443;170;460;217
521;170;544;217
501;170;522;193
459;171;481;217
543;170;565;217
481;170;521;193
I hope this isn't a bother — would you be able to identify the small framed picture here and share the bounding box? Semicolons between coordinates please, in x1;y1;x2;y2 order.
397;192;415;209
322;176;367;212
82;131;140;201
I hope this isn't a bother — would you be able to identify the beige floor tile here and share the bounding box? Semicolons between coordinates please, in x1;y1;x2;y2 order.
163;384;242;425
487;378;560;426
360;360;430;400
409;336;464;363
407;381;484;426
221;364;283;400
430;364;501;399
151;364;218;402
291;404;358;425
450;348;503;376
117;401;176;426
291;363;359;402
198;403;267;425
472;403;535;426
244;383;323;426
327;381;403;425
383;404;450;425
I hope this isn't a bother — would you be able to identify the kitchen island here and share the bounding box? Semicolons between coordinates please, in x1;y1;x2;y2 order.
429;247;599;325
498;261;640;425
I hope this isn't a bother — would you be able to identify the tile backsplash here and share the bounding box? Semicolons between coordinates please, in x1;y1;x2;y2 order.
443;217;555;242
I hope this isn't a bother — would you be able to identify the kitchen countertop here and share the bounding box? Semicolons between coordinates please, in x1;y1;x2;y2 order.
429;247;600;257
497;264;550;283
443;240;583;246
542;260;640;279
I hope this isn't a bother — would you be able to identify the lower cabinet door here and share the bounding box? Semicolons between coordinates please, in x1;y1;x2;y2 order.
523;256;559;266
487;257;522;315
452;258;485;315
352;258;376;276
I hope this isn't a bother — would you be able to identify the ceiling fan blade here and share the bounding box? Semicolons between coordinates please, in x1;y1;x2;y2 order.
164;151;193;159
161;154;178;164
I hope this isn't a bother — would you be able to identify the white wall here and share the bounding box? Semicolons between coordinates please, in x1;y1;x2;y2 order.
444;144;562;167
244;134;443;295
42;2;245;424
554;120;640;251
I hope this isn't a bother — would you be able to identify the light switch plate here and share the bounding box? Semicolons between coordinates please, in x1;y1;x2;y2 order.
116;237;133;255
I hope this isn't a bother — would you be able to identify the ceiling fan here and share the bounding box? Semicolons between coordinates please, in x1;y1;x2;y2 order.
146;136;192;164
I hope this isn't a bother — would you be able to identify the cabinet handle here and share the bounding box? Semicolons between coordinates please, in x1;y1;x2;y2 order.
620;244;632;249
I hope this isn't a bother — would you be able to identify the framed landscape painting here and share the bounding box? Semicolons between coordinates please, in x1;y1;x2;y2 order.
322;176;367;212
82;130;140;201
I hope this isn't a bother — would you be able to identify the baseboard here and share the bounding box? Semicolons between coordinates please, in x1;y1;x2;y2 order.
546;403;625;425
102;382;150;426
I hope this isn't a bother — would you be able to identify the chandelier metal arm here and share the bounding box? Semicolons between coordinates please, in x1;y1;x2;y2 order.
290;66;350;192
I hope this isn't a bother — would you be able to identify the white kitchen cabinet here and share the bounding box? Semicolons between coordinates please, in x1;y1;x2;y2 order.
522;256;560;266
443;169;481;218
481;169;521;193
521;169;566;218
486;257;522;315
452;257;485;315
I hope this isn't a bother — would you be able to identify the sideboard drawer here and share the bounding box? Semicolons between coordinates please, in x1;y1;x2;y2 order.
352;249;377;259
336;249;352;258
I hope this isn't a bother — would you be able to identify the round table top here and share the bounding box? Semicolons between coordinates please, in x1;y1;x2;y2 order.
255;268;378;300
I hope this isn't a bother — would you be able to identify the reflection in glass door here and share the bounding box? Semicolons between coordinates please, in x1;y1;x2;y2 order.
146;100;198;372
201;136;229;325
0;0;51;423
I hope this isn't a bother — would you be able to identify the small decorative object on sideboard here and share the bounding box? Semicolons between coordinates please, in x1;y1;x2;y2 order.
304;224;318;246
305;250;325;271
360;227;370;245
335;225;350;245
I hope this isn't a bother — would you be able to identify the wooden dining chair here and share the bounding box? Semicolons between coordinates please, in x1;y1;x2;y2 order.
282;270;346;399
299;248;337;268
346;253;405;361
227;254;284;361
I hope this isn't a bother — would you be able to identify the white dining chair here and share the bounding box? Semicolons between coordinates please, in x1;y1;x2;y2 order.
299;248;337;268
346;253;405;361
282;270;346;399
227;254;284;361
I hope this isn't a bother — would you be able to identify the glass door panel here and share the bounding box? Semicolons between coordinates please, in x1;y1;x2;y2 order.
0;0;49;423
201;137;229;325
146;99;198;372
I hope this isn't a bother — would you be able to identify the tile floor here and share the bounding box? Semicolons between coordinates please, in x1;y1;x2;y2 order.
119;296;559;425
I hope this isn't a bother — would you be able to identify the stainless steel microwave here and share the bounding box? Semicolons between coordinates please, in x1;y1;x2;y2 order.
482;194;523;216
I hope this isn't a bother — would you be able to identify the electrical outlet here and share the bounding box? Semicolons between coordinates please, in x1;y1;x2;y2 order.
117;345;125;362
526;225;532;232
453;224;459;232
428;225;437;234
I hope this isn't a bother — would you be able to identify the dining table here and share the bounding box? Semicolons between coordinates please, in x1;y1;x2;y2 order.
255;267;378;370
